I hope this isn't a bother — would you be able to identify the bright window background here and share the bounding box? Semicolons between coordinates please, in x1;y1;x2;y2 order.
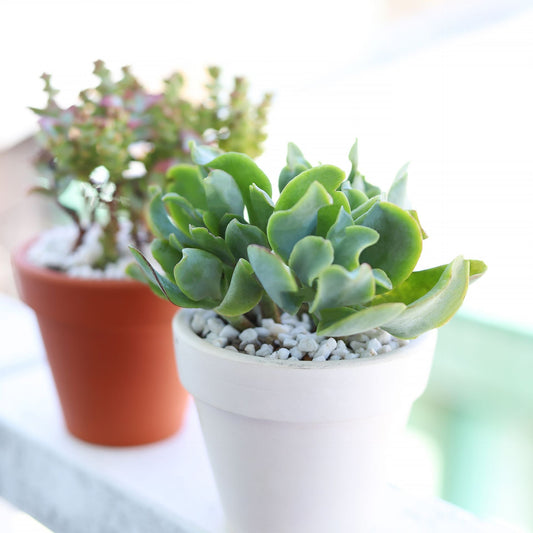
1;0;532;531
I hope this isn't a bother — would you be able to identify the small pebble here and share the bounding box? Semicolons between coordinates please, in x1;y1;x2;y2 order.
313;355;327;362
207;318;225;335
367;338;382;352
298;336;319;353
276;348;290;360
313;338;337;359
191;313;206;334
244;344;256;355
254;327;271;338
219;324;240;340
239;328;258;344
289;347;303;360
256;344;274;357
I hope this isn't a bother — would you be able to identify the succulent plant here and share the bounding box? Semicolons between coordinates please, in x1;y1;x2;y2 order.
31;61;272;269
130;141;486;339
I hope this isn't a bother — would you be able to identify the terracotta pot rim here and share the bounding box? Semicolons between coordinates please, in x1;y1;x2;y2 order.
13;237;140;290
174;308;437;372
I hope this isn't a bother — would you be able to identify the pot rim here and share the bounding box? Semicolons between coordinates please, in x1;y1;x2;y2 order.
12;236;140;290
174;308;437;371
174;309;438;422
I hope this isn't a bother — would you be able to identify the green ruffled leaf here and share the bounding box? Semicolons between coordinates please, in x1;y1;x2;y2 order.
275;165;345;211
372;268;393;291
382;256;471;339
387;162;409;209
215;259;263;316
278;142;312;192
163;192;204;235
125;262;164;299
288;236;334;286
316;303;406;337
189;226;235;265
343;187;368;210
408;210;428;240
310;264;375;313
225;218;269;261
267;181;332;262
204;169;244;219
351;196;380;222
373;259;487;307
174;248;223;302
328;224;379;271
201;152;272;206
248;245;301;314
190;142;224;165
358;201;423;286
150;239;182;281
129;247;216;308
148;189;194;246
166;164;207;210
248;184;275;232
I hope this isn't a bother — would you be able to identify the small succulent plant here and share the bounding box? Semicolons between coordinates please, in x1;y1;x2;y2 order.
130;142;486;339
31;61;272;269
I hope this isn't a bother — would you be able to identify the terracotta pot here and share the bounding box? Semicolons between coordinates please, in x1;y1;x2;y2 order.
174;309;437;533
12;240;187;446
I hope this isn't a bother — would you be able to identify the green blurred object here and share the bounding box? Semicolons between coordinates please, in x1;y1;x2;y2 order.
409;313;533;531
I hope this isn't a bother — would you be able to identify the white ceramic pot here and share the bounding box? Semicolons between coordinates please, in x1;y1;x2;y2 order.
174;310;437;533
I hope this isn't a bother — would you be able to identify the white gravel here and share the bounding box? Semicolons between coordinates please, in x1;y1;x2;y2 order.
192;309;409;362
26;222;148;279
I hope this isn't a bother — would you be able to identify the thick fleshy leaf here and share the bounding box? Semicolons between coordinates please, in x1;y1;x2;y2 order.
174;248;223;302
125;262;164;299
215;259;263;316
310;264;375;313
372;268;393;291
278;142;312;192
343;187;368;210
247;245;300;314
189;226;235;265
225;218;269;261
373;259;487;307
408;210;428;240
166;164;207;209
316;205;343;237
151;239;182;281
163;193;204;234
275;165;345;211
288;236;334;286
190;143;224;165
468;260;488;282
202;210;221;235
382;256;471;339
387;162;409;209
328;225;379;271
267;181;332;261
129;247;216;308
204;170;244;219
351;196;380;221
248;184;275;231
316;303;406;337
200;152;272;205
358;201;423;286
148;190;194;246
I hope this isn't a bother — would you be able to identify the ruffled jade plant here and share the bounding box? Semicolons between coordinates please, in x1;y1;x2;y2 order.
129;142;486;339
32;61;271;268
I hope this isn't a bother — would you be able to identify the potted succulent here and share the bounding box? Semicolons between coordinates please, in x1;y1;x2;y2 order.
12;61;271;446
132;140;486;532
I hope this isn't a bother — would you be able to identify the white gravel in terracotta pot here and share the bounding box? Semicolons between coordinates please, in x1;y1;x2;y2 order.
190;309;409;362
26;222;146;279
